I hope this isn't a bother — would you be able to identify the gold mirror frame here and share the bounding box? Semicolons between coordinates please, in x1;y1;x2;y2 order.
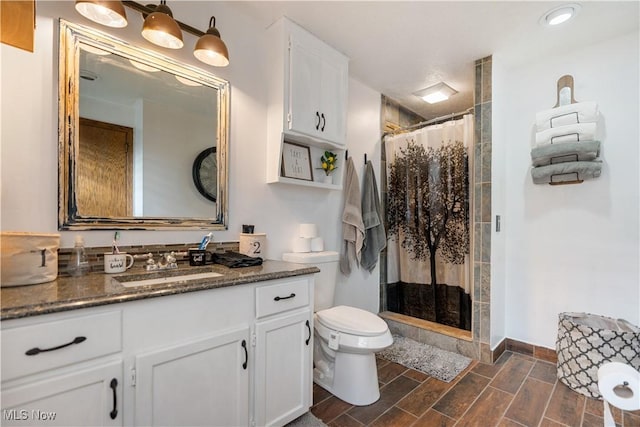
58;19;229;230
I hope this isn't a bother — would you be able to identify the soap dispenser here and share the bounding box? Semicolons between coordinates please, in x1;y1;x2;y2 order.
67;235;90;276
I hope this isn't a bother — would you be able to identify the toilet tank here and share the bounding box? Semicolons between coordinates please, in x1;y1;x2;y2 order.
282;251;339;311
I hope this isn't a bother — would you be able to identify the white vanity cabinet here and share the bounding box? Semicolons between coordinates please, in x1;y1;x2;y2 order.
2;273;315;427
1;310;124;426
254;279;313;427
124;284;253;427
266;17;349;189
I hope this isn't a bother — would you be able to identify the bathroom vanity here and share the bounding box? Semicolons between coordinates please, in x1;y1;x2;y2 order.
0;261;318;427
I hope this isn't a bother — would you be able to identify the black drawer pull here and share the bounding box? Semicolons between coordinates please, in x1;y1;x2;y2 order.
315;111;320;130
320;113;326;131
241;340;248;370
305;320;311;346
274;293;295;301
109;378;118;419
25;336;87;356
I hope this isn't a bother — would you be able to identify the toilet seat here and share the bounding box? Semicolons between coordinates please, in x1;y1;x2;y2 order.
316;305;388;336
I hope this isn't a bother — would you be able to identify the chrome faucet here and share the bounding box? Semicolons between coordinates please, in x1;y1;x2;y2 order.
137;252;179;271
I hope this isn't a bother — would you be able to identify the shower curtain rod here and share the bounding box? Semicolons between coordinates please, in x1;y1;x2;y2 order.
383;107;474;137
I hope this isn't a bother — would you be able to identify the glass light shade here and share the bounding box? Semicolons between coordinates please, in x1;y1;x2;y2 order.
175;75;202;86
142;12;184;49
129;59;160;72
414;82;458;104
75;0;127;28
194;34;229;67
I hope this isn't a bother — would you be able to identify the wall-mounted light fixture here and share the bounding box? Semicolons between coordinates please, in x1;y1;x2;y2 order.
194;17;229;67
141;0;183;49
74;0;230;66
75;0;127;28
414;82;458;104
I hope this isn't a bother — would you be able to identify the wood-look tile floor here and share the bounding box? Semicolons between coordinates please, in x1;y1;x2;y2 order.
311;351;640;427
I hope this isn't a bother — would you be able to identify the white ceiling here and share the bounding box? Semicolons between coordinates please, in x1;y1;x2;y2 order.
231;1;639;120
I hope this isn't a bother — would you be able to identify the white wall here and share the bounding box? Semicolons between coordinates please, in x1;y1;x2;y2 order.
493;31;640;349
0;2;382;311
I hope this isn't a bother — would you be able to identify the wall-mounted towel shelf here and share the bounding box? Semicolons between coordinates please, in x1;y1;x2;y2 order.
531;74;601;186
552;75;581;185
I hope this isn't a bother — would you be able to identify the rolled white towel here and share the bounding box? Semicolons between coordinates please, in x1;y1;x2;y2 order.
536;101;599;132
534;122;597;147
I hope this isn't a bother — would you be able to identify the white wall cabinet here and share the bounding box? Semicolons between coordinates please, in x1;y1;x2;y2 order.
267;17;349;189
1;275;314;427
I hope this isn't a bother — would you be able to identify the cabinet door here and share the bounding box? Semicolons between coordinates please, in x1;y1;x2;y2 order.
288;33;323;140
1;360;123;426
134;327;250;427
254;310;312;427
319;52;348;145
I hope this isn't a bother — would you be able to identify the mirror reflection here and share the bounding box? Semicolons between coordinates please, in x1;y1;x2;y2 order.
58;20;229;229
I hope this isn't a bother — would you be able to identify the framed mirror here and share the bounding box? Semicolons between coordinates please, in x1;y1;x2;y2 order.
58;20;229;230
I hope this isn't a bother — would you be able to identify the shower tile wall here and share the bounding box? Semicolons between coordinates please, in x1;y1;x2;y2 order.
380;56;494;363
474;56;492;363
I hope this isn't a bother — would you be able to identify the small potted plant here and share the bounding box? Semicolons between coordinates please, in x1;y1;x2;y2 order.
319;151;338;184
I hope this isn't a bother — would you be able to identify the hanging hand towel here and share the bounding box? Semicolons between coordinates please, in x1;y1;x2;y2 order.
340;157;364;275
360;161;386;272
534;123;597;146
531;160;602;184
531;140;601;167
535;101;599;132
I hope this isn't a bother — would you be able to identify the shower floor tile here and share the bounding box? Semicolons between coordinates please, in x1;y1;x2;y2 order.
311;351;640;427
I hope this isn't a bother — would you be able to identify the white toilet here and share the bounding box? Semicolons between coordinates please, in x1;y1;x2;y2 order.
282;251;393;406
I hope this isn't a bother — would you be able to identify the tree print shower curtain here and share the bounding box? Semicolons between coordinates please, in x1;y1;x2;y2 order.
385;115;474;330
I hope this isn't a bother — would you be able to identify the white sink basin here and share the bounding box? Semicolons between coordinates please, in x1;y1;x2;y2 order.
117;271;223;287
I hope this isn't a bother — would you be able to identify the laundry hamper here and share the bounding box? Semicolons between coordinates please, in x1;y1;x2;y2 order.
556;312;640;398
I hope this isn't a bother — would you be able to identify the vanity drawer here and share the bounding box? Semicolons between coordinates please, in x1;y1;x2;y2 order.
1;310;122;382
256;279;310;318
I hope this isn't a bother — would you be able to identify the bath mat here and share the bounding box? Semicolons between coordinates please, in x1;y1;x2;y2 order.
378;334;471;382
285;411;327;427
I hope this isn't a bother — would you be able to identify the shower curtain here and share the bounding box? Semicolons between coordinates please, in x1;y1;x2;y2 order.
384;115;473;329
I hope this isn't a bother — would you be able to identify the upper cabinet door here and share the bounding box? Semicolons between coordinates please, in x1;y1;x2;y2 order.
287;26;348;146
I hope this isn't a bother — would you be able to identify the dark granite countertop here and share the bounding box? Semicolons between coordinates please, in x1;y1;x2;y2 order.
1;261;319;321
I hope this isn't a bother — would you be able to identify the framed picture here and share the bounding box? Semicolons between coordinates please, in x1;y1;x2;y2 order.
281;142;313;181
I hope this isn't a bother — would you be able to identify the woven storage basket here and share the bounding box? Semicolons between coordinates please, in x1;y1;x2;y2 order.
1;232;60;287
556;312;640;398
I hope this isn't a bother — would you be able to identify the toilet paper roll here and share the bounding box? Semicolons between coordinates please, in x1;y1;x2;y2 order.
292;237;311;253
311;237;324;252
299;223;318;238
598;362;640;412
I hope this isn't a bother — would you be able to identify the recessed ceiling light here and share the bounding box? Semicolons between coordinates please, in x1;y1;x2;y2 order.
540;3;581;27
413;82;458;104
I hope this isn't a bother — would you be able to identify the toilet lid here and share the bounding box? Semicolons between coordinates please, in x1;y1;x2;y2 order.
316;306;388;337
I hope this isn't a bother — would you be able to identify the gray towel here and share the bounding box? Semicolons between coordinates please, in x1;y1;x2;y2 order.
360;161;386;272
531;140;600;167
340;157;364;275
531;160;602;184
